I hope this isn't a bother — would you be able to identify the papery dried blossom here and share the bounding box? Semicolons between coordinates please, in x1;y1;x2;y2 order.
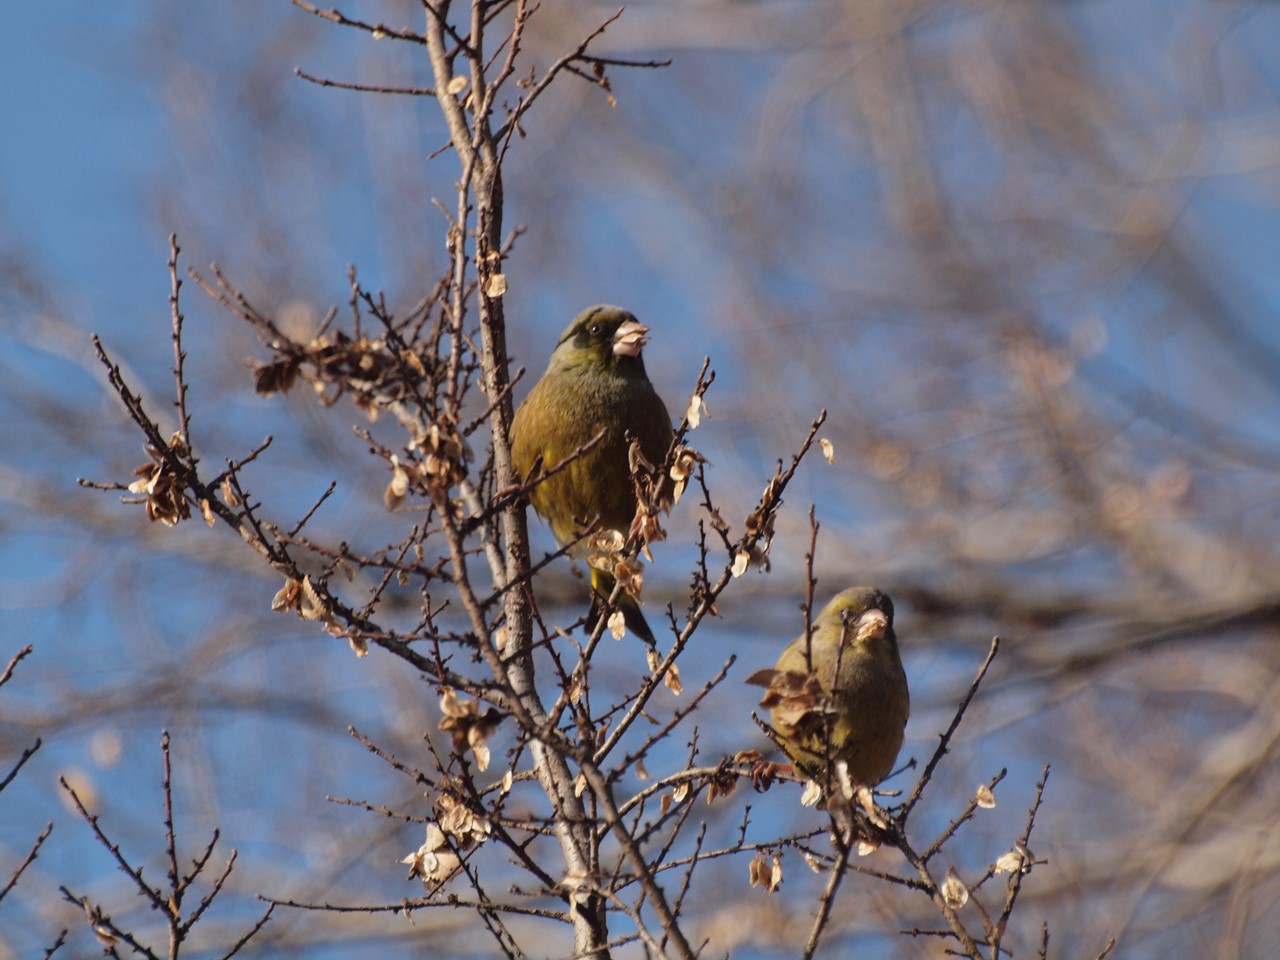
586;530;626;570
493;625;512;656
127;432;192;526
607;610;626;640
219;475;243;507
401;823;461;891
438;687;505;772
436;790;491;847
271;577;302;613
662;662;682;695
685;393;706;429
593;718;610;749
612;557;644;599
941;868;970;909
385;458;410;511
748;853;783;893
799;780;823;808
627;438;657;476
746;667;831;743
298;575;328;622
271;575;343;642
253;357;300;397
667;446;706;507
705;769;737;804
630;504;665;561
732;544;771;576
410;418;470;494
994;843;1035;875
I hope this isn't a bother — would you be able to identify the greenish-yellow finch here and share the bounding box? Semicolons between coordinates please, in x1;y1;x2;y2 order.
511;306;673;645
748;587;909;786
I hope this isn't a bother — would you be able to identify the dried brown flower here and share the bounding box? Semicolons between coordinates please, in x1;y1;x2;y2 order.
667;446;706;506
746;667;831;742
438;687;505;772
401;823;462;892
436;790;491;848
252;357;300;397
748;852;783;893
127;432;192;526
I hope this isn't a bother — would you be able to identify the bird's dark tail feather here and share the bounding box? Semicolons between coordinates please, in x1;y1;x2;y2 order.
588;568;657;648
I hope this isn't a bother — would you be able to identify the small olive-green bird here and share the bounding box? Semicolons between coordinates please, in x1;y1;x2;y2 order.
748;587;909;786
511;306;673;646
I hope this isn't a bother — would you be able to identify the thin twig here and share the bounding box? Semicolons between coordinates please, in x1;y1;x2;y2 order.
803;831;853;959
0;644;34;688
168;236;192;448
289;0;427;44
900;636;1000;823
989;764;1051;958
294;66;436;95
0;822;53;904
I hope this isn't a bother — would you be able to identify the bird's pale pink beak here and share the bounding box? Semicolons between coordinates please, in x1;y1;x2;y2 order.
855;609;889;643
612;320;649;358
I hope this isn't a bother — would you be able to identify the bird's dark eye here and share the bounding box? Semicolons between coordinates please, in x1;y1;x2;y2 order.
588;322;603;337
